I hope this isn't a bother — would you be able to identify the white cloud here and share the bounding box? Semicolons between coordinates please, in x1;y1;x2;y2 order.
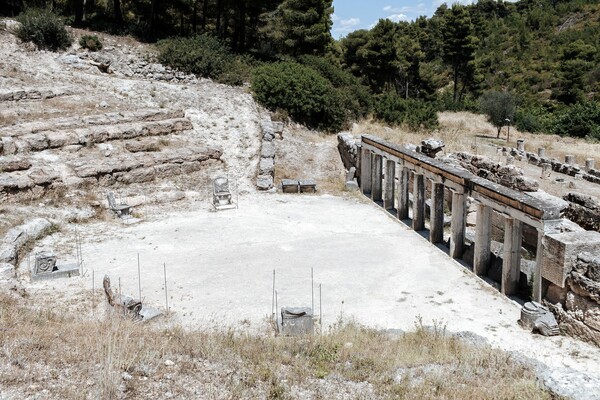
386;13;408;22
332;13;340;22
340;17;360;27
333;17;361;34
383;4;427;14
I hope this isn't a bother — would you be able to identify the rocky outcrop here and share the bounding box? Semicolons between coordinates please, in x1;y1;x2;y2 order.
563;192;600;232
454;152;539;192
0;218;54;278
547;252;600;346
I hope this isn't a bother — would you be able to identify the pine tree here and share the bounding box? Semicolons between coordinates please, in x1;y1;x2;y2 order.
441;5;478;103
277;0;333;56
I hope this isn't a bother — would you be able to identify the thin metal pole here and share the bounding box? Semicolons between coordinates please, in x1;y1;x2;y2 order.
311;267;314;314
92;270;95;314
271;270;275;321
137;253;142;303
164;263;169;313
319;284;322;333
275;290;278;333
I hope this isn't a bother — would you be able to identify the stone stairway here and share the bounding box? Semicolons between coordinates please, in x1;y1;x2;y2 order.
0;103;223;202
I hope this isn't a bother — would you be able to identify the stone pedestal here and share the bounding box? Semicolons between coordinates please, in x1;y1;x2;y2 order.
517;139;525;152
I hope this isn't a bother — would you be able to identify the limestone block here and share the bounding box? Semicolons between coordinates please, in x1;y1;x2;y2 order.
24;133;51;151
257;174;274;190
568;272;600;303
260;142;276;159
543;231;600;287
1;137;17;155
0;263;15;279
545;283;568;304
0;174;35;190
0;157;31;172
0;245;17;264
47;131;79;148
584;304;600;332
259;158;274;176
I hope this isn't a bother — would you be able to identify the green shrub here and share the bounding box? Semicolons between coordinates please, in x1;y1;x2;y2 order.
79;34;103;51
514;105;553;134
549;102;600;139
374;93;439;130
157;34;249;85
298;55;373;121
16;9;72;51
252;62;347;132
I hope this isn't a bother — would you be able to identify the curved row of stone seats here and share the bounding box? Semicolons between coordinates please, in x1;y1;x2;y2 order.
0;118;193;155
0;109;185;137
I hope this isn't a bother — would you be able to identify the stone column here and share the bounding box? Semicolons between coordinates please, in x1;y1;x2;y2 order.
371;153;383;202
586;159;595;172
412;172;425;231
565;155;575;165
533;229;544;302
502;217;522;296
397;167;410;219
538;148;546;158
517;139;525;152
384;159;396;210
360;148;372;196
430;182;445;244
473;204;492;276
450;191;466;259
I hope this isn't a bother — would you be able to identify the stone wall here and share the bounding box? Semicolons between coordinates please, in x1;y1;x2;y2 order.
547;252;600;346
453;152;539;192
563;192;600;232
337;133;358;171
256;116;283;191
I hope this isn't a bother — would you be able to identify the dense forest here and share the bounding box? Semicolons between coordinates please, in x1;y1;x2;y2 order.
3;0;600;138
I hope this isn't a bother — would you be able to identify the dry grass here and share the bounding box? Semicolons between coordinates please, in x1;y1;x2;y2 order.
354;112;600;165
0;290;554;400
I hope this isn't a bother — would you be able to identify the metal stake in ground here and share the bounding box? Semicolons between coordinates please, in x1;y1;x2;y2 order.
275;290;279;333
272;269;276;322
319;284;322;334
311;267;314;315
92;270;95;314
137;253;142;304
164;262;169;313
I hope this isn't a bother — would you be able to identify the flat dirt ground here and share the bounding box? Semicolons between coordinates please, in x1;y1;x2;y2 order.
27;192;600;398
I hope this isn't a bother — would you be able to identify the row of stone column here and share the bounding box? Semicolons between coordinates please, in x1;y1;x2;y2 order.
360;148;466;258
360;147;543;301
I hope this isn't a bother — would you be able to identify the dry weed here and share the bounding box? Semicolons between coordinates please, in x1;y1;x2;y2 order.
0;290;552;399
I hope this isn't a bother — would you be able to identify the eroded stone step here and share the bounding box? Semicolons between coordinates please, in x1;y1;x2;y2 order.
1;118;193;155
0;109;186;137
0;87;74;102
0;146;222;201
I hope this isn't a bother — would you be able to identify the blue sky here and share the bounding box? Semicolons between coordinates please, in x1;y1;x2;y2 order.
331;0;476;38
